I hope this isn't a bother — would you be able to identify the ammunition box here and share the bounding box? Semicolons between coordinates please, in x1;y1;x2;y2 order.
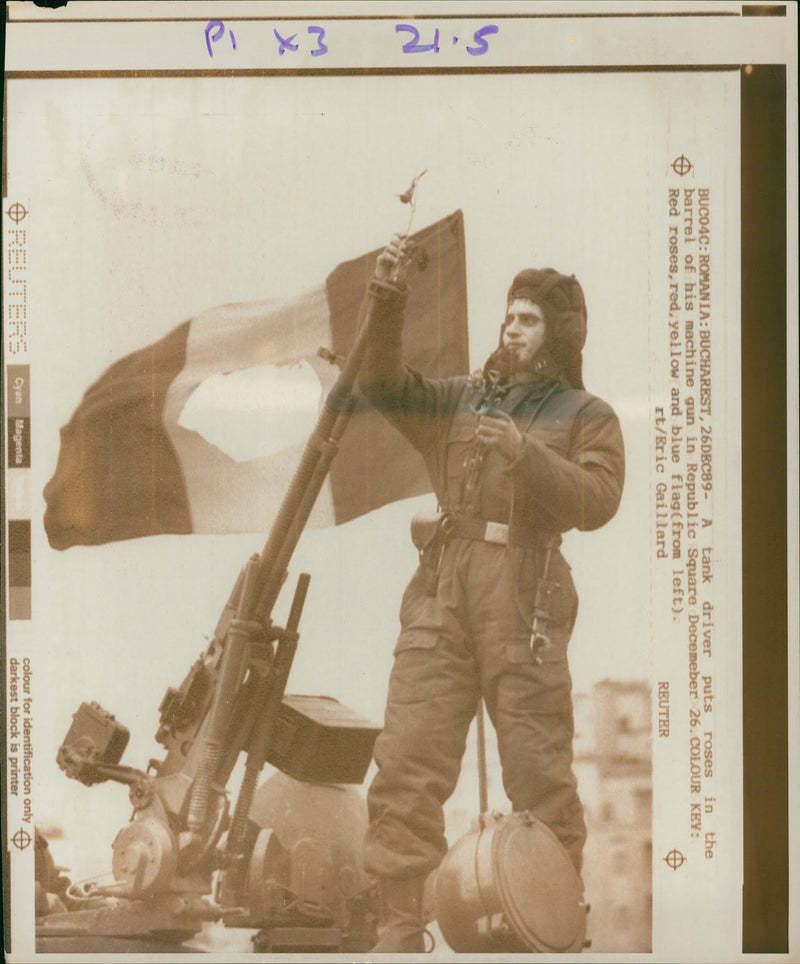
266;695;380;784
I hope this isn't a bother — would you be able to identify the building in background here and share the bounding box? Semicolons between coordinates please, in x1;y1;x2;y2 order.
573;679;652;952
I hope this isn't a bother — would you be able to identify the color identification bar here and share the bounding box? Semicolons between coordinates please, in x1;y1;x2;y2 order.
6;366;32;619
7;365;30;469
7;521;31;620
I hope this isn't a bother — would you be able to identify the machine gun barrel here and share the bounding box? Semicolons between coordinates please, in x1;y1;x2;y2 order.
251;278;396;623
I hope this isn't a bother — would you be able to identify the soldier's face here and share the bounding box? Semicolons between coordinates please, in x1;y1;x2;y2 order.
502;299;547;370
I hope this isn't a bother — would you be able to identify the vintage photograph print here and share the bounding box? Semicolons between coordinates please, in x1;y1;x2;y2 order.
2;2;796;961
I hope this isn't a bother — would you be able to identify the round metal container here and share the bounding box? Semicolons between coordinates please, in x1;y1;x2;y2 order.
247;771;377;951
434;811;586;953
250;771;372;902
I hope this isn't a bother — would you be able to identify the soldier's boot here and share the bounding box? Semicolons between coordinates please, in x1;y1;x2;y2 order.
370;875;427;953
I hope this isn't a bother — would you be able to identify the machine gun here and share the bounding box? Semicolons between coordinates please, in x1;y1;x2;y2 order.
39;243;423;955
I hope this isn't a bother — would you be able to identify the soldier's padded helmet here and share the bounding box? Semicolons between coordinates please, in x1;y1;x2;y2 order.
506;268;587;390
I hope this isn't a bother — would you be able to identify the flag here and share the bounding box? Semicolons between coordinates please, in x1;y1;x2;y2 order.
43;211;468;550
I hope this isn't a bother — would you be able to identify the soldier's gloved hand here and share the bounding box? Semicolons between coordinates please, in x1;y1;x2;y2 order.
375;233;408;283
475;409;524;462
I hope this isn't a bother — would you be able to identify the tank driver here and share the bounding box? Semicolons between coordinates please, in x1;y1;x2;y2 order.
358;235;626;953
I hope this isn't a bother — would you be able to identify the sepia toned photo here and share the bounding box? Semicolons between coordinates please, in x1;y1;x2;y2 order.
2;2;796;961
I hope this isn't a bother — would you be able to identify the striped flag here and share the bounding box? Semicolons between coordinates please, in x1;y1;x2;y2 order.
43;212;468;550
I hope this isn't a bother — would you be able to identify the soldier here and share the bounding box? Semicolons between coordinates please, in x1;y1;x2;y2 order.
359;236;625;953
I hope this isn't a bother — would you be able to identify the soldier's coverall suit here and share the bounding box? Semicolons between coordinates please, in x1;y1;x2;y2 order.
359;266;625;947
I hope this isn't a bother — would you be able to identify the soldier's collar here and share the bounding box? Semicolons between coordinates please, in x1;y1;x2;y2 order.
506;351;561;386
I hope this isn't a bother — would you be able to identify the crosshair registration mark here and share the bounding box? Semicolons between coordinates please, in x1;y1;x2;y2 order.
7;202;27;223
664;848;686;870
12;828;32;850
672;155;693;176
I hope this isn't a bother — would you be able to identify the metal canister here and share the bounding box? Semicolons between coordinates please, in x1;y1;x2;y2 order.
433;811;587;953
